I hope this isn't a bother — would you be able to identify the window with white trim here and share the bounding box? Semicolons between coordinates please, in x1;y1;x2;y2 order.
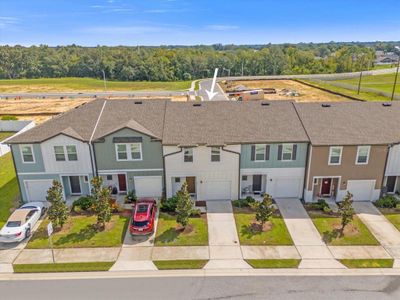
21;145;35;163
54;145;78;162
255;144;266;161
356;146;370;165
54;146;66;161
66;145;78;161
329;146;342;165
115;143;142;161
184;148;193;162
282;144;294;161
211;147;220;162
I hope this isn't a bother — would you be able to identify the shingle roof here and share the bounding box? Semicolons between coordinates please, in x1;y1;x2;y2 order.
162;101;309;145
294;102;400;146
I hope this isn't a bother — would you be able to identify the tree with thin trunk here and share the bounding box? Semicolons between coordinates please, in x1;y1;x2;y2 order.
338;191;355;234
91;176;112;230
251;193;275;230
175;181;193;228
47;180;69;229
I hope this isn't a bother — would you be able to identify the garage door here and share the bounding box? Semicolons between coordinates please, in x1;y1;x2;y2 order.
347;180;375;201
274;178;302;198
25;180;53;202
134;176;163;198
202;181;231;200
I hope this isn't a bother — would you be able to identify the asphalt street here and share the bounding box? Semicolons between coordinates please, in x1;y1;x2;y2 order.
197;78;228;101
1;275;400;300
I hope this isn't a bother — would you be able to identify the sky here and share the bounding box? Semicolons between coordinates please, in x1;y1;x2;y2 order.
0;0;399;46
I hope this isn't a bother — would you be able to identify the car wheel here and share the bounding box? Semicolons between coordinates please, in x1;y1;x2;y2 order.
25;228;31;239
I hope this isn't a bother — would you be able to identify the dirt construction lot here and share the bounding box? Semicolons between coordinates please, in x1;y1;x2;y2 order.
227;79;351;102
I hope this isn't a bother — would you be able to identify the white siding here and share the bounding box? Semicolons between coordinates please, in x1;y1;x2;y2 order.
386;144;400;176
164;145;240;200
41;134;92;174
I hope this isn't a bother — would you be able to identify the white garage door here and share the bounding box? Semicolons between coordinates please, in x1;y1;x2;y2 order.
25;180;53;202
203;181;231;200
274;178;302;198
134;176;163;198
347;180;375;201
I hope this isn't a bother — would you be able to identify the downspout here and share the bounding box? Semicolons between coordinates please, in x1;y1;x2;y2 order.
302;143;311;202
162;147;183;199
222;146;241;200
9;144;24;204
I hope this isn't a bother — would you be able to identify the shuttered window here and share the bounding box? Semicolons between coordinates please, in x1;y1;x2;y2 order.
251;144;270;161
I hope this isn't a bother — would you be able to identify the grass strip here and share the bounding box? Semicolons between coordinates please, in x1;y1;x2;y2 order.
153;260;208;270
246;259;301;269
339;259;394;269
13;262;114;273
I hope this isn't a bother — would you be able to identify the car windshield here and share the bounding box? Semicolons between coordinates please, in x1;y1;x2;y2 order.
6;221;21;227
137;205;148;213
132;220;149;227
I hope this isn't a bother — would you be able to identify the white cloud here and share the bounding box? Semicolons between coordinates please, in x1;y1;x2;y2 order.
82;25;169;35
0;16;19;29
205;24;239;31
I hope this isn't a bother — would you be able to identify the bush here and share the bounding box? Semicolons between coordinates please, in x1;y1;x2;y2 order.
232;196;256;208
124;190;137;203
1;115;18;120
375;195;399;209
161;195;179;212
310;199;332;213
72;196;93;212
190;208;202;217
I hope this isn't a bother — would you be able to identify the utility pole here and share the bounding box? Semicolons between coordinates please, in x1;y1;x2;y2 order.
357;54;365;95
391;46;400;101
101;70;107;93
241;61;244;76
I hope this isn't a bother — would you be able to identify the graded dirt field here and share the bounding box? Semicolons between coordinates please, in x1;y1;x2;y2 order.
225;79;351;102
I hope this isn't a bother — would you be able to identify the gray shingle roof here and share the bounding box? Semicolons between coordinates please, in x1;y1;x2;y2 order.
294;102;400;146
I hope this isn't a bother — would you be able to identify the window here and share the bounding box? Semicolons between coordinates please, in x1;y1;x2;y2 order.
255;144;267;161
106;175;113;181
175;177;181;183
83;176;89;183
356;146;370;165
329;146;342;165
242;175;248;181
211;147;220;162
282;144;294;161
184;148;193;162
115;143;142;161
21;145;35;163
54;146;65;161
66;145;77;161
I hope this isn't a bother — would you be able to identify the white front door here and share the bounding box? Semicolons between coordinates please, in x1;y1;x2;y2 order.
202;181;231;200
134;176;163;198
274;177;302;198
24;180;53;202
347;180;376;201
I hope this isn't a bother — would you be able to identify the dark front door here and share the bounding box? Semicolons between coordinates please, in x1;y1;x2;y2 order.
386;176;397;193
253;175;262;193
321;178;332;195
69;176;81;194
118;174;127;192
186;177;196;194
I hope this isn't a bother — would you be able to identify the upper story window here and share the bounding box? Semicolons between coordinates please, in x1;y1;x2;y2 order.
329;146;342;165
251;144;270;161
66;145;78;161
54;145;78;162
115;143;142;161
278;144;296;161
184;148;193;162
54;146;66;161
356;146;370;165
211;147;221;162
21;145;35;163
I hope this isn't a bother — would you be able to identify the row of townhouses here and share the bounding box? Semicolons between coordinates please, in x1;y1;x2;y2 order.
7;99;400;204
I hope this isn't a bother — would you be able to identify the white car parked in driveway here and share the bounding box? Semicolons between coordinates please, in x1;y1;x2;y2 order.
0;202;46;243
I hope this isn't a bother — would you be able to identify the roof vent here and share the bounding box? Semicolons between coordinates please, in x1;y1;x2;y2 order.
382;103;392;107
261;102;270;106
193;103;202;107
134;101;143;104
321;104;331;108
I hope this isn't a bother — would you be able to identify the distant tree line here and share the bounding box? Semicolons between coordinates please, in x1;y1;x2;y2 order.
0;42;397;81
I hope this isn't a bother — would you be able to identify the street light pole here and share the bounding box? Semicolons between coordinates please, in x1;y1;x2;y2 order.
101;70;107;93
357;54;365;95
391;53;400;101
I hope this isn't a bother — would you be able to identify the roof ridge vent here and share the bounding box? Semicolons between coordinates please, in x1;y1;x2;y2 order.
261;102;270;106
382;103;392;107
134;101;143;104
321;104;331;108
193;103;202;107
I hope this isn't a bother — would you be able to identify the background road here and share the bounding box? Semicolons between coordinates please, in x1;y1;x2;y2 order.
1;275;400;300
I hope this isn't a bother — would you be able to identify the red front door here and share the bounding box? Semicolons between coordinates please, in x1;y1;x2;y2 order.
321;178;332;195
118;174;127;192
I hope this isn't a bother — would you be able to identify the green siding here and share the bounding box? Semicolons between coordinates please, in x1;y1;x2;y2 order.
12;144;45;173
62;176;90;197
93;128;163;170
241;143;308;168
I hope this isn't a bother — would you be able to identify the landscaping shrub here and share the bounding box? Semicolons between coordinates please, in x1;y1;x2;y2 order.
1;115;18;120
232;196;256;208
190;208;202;217
72;196;93;212
310;199;332;213
161;195;179;212
374;195;399;209
124;190;137;203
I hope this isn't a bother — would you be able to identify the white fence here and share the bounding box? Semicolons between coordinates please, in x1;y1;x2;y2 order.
0;120;36;156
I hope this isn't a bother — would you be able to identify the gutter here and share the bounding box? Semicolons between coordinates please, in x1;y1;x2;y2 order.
221;146;241;200
162;147;183;199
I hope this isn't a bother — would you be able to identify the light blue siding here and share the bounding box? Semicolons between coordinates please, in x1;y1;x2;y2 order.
18;173;59;202
11;144;45;173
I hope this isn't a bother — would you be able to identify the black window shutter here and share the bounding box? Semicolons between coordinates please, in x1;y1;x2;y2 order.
265;145;270;160
292;144;297;160
277;145;282;160
251;145;255;161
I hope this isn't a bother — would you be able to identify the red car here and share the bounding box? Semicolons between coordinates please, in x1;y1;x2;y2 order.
129;199;157;236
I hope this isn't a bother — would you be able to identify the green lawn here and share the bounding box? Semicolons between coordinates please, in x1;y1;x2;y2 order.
194;80;200;91
340;259;394;269
246;259;301;269
308;211;380;246
378;209;400;231
154;213;208;246
0;131;16;141
0;153;20;229
233;207;293;245
27;215;129;248
0;77;191;93
13;262;114;273
153;260;208;270
336;73;400;95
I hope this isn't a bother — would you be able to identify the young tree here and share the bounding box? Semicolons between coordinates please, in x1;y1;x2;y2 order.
47;180;69;228
338;191;355;233
91;176;112;229
175;181;193;228
252;193;275;230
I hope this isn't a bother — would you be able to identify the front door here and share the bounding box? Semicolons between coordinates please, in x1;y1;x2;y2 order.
321;178;332;196
386;176;397;193
118;174;127;193
186;177;196;194
69;176;81;195
253;175;262;193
